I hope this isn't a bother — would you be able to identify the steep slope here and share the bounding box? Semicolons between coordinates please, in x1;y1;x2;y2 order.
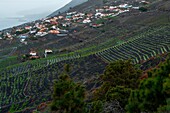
1;0;170;112
48;0;88;17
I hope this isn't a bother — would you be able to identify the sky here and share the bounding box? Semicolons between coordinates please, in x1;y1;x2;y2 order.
0;0;71;17
0;0;71;30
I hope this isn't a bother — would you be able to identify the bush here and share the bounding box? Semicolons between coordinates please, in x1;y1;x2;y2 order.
51;72;86;112
139;7;148;12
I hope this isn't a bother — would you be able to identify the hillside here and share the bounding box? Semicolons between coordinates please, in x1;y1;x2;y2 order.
48;0;88;17
0;0;170;112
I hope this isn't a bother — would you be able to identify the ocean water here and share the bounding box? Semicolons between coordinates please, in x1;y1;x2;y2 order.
0;18;27;30
0;13;50;30
0;0;71;30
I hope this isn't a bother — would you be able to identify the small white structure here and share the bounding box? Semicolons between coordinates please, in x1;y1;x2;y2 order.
132;7;140;10
83;19;91;23
96;8;104;12
36;32;48;37
58;16;64;19
30;51;37;56
119;4;132;9
30;30;36;34
67;11;77;16
95;13;105;18
140;1;150;4
44;49;53;58
45;49;53;54
45;19;50;23
25;26;32;30
20;39;26;42
52;25;56;29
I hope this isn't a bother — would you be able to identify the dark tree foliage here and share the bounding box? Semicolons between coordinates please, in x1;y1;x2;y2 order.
126;56;170;113
105;86;131;108
51;72;85;113
87;100;104;113
93;60;141;108
139;7;148;12
15;29;29;35
101;60;141;89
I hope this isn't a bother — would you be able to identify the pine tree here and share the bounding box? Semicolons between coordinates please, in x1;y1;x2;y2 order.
93;60;141;108
51;65;85;113
126;56;170;112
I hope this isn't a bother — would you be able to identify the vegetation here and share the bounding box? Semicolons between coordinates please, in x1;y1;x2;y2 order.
139;7;148;12
49;57;170;113
126;56;170;113
0;0;170;112
93;60;141;108
15;29;29;35
51;74;86;112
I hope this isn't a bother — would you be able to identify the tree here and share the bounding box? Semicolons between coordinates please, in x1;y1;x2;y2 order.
93;60;141;108
101;60;141;89
126;56;170;112
51;70;86;113
87;100;103;113
105;86;131;108
139;7;148;12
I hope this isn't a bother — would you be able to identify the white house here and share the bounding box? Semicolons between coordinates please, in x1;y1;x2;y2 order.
44;19;50;23
95;13;105;18
140;1;150;4
119;4;132;9
45;49;53;54
30;30;37;34
132;7;139;10
20;39;26;42
52;25;56;29
109;6;117;10
67;11;77;16
83;18;91;23
25;26;32;30
58;16;64;19
44;49;53;57
36;32;48;37
30;51;37;56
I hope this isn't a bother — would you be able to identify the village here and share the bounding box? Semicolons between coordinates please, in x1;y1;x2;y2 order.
0;0;149;60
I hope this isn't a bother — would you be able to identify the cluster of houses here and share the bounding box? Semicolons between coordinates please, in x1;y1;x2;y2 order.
25;49;53;60
0;0;150;60
0;0;149;42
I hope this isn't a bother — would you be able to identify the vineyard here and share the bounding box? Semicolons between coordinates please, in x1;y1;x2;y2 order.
0;2;170;110
0;24;170;112
0;55;107;113
0;23;170;112
96;25;170;64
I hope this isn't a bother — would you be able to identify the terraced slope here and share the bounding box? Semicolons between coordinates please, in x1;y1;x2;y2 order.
0;55;107;113
1;24;170;112
96;25;170;63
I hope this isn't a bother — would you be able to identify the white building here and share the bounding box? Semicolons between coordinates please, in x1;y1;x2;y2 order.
83;18;92;23
45;49;53;54
20;39;26;42
119;4;132;8
95;13;105;18
30;51;37;56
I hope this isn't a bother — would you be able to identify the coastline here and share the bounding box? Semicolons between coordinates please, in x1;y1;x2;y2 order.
0;0;87;31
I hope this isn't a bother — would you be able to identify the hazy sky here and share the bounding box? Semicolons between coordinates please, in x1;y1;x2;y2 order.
0;0;72;30
0;0;71;18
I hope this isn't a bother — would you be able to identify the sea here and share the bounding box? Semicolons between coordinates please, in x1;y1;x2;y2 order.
0;0;72;30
